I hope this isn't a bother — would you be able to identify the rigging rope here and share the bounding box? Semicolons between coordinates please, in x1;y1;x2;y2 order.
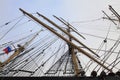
0;16;25;41
51;40;65;66
0;30;39;48
45;50;69;74
0;15;24;28
78;32;117;42
2;34;54;66
93;23;111;72
29;42;67;76
95;36;120;72
8;36;58;68
110;51;120;70
72;18;102;23
84;22;119;73
4;36;60;75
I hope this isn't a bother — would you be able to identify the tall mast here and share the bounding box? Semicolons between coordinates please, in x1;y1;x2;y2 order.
19;8;111;72
67;23;80;76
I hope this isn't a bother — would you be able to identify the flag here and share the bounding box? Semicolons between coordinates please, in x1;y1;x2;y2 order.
3;46;12;54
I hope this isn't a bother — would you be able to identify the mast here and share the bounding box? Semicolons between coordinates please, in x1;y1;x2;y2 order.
67;23;80;76
19;8;111;72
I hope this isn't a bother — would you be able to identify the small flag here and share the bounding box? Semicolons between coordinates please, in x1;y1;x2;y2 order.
3;46;12;54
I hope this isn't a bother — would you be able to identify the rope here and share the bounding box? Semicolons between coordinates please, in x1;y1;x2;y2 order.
85;23;115;72
78;32;117;42
29;42;67;76
110;51;120;70
2;34;54;69
0;15;24;28
0;16;25;40
9;36;58;68
72;18;102;23
8;37;59;75
95;23;115;72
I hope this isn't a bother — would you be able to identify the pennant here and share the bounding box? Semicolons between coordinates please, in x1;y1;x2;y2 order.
3;46;12;54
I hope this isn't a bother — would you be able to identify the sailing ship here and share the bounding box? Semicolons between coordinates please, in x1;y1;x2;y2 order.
0;5;120;78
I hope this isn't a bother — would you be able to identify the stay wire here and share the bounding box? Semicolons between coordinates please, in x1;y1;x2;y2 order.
79;32;117;42
34;42;58;76
45;50;69;74
29;43;67;76
10;37;58;69
110;59;120;70
29;36;58;58
72;18;102;23
0;16;25;41
102;36;120;64
96;36;120;72
40;42;66;75
0;15;24;28
92;40;107;71
92;23;111;72
32;38;59;64
4;34;55;72
9;39;56;76
0;30;43;69
85;40;107;72
110;51;120;70
26;33;53;49
58;51;67;76
56;43;67;73
18;37;59;75
63;52;70;74
51;40;65;66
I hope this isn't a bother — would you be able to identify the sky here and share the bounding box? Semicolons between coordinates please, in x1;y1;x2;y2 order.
0;0;120;23
0;0;120;76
